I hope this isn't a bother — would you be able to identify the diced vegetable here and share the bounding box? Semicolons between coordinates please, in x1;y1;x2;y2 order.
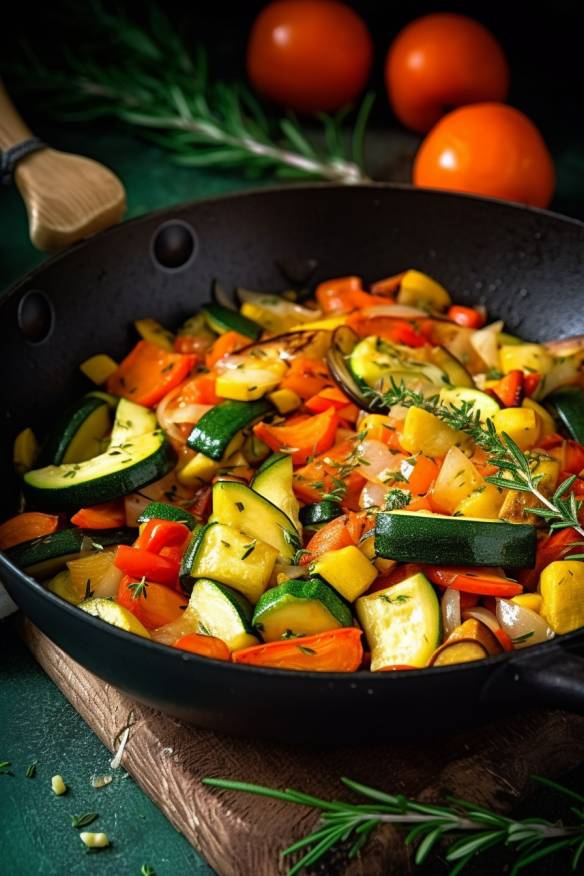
202;302;262;340
428;639;489;666
498;454;559;524
431;446;482;514
47;570;83;604
5;527;134;578
492;407;540;451
251;452;301;533
523;397;556;437
511;593;543;613
446;618;502;655
496;598;554;647
375;511;536;568
188;578;258;651
232;628;363;671
253;407;338;465
173;633;230;660
439;387;500;422
310;545;377;602
426;567;523;597
500;343;553;377
79;596;151;638
80;353;119;385
180;521;277;603
267;388;302;414
252;577;353;642
454;484;504;519
13;427;40;475
0;512;59;550
67;550;118;596
400;407;464;456
134;318;174;351
356;572;441;670
396;270;451;311
137;501;197;530
36;397;111;467
215;363;285;401
187;399;272;461
71;500;126;530
107;341;196;408
117;576;185;628
539;561;584;634
299;500;343;528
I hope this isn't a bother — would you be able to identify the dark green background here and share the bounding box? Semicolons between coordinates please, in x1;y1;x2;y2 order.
2;3;584;873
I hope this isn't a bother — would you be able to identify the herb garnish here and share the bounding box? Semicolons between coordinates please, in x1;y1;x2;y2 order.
241;540;256;560
72;813;99;829
128;577;149;600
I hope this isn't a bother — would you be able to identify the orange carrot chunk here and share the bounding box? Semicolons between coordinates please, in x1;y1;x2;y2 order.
117;576;185;629
253;407;338;465
173;633;230;660
0;512;59;550
106;340;196;408
232;628;363;672
70;500;126;530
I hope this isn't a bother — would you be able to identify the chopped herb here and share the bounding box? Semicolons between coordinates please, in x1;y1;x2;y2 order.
25;762;37;778
221;540;232;549
385;489;410;511
128;577;149;600
379;593;411;605
63;470;77;479
0;760;13;776
161;363;175;373
512;631;535;644
84;580;94;600
486;367;504;380
281;526;302;551
297;645;316;655
281;629;302;639
72;813;99;829
91;541;105;551
241;540;256;560
141;865;157;876
248;386;257;392
198;622;212;636
292;547;310;565
235;502;245;512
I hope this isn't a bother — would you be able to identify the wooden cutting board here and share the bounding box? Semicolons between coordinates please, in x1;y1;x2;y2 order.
20;619;584;876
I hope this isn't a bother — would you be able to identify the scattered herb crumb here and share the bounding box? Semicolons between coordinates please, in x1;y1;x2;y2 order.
25;762;37;778
72;812;98;829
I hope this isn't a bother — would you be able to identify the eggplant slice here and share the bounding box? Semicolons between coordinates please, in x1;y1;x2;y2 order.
327;326;389;412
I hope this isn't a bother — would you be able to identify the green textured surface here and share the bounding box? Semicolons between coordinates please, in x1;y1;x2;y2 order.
0;624;213;876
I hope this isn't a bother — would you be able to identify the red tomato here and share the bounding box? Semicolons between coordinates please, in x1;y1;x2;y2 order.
246;1;372;113
413;103;555;209
385;13;509;133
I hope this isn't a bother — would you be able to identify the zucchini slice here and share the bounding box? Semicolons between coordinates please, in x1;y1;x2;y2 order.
326;326;387;412
37;397;111;467
299;500;343;528
356;572;441;670
188;578;258;651
109;398;158;444
429;346;474;389
79;597;151;638
546;387;584;443
137;501;197;529
5;527;134;578
350;336;448;391
180;521;277;603
439;387;500;422
187;399;273;460
202;302;262;340
252;452;301;532
252;577;353;642
211;480;300;561
375;511;536;568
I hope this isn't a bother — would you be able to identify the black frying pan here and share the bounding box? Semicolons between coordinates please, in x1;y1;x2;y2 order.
2;183;584;744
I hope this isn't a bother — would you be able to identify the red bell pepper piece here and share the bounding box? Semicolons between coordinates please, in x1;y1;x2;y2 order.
492;370;524;407
494;628;514;652
300;515;356;565
114;545;180;588
117;575;185;629
369;272;406;297
305;386;352;413
135;519;190;554
253;407;338;465
447;305;486;329
70;500;126;530
523;372;541;397
426;567;523;597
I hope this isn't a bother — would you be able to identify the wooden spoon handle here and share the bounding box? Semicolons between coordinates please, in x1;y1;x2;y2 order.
0;81;33;150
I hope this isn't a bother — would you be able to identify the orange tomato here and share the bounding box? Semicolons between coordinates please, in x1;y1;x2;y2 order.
385;13;509;133
413;103;555;209
246;1;372;113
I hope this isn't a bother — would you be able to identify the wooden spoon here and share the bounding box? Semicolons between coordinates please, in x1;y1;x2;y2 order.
0;80;126;252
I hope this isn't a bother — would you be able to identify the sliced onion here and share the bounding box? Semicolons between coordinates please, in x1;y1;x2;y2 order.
168;403;212;423
441;588;461;638
544;334;584;355
151;609;198;645
93;564;123;598
470;320;504;370
359;481;389;509
537;358;581;399
496;598;555;649
463;607;500;635
355;439;404;483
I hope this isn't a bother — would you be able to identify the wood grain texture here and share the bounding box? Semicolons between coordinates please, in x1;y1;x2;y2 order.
0;80;125;251
21;619;584;876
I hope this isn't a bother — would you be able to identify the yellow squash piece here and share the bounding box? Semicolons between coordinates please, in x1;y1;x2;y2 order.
492;407;540;451
13;427;39;475
267;388;302;414
499;343;553;377
311;545;377;602
80;597;151;638
400;407;465;457
499;454;560;524
47;570;83;605
539;561;584;634
193;523;278;604
512;593;543;613
134;318;174;351
522;398;556;437
216;366;283;401
454;483;505;520
289;315;348;331
432;446;483;514
79;354;119;386
396;269;451;311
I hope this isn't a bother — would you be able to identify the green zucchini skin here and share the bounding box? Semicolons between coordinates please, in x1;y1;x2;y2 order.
137;501;197;530
299;500;343;527
5;527;135;577
546;387;584;443
37;397;110;467
375;512;536;568
252;576;353;638
179;524;205;592
23;434;175;512
187;399;273;460
202;302;262;340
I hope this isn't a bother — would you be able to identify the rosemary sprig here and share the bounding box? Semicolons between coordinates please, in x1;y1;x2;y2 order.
9;3;373;184
369;381;584;543
203;775;584;875
128;577;149;600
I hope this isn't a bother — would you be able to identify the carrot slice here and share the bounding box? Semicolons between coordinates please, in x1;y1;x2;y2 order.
293;439;365;506
232;628;363;672
305;386;351;413
426;567;523;597
253;407;338;465
117;576;185;629
70;500;125;530
173;633;230;660
106;340;196;407
205;330;250;369
315;276;363;314
0;512;59;550
280;357;331;399
300;515;355;565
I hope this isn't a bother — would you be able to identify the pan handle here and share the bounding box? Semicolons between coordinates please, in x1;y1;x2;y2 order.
481;643;584;714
